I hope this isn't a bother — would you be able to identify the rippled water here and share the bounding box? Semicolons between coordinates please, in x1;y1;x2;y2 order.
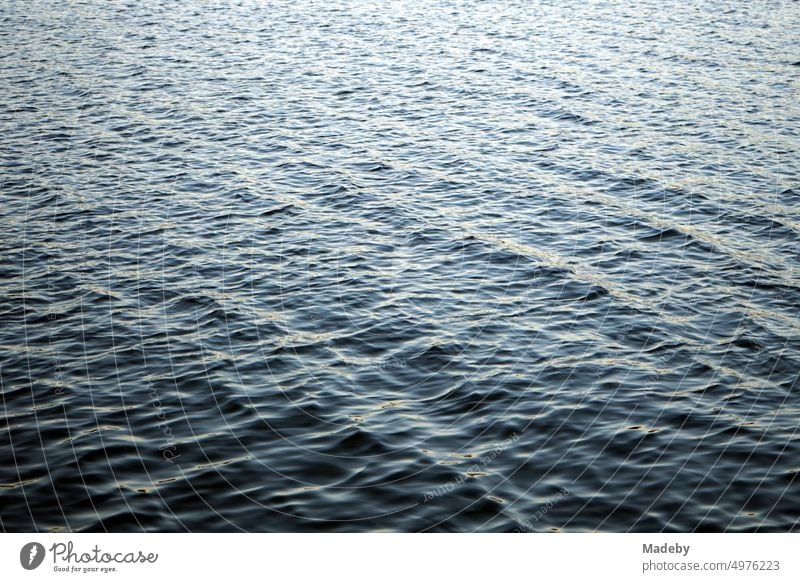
1;0;799;532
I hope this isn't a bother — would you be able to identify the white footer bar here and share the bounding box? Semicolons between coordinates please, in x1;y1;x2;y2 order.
2;533;796;581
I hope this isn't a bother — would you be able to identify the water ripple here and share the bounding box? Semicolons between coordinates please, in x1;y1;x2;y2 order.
1;0;799;532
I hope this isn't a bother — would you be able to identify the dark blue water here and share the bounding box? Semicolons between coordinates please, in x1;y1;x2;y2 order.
1;0;799;532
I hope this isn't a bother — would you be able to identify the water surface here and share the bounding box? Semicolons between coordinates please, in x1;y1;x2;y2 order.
1;0;799;532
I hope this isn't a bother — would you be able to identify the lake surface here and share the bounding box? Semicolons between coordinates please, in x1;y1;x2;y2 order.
1;0;799;532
